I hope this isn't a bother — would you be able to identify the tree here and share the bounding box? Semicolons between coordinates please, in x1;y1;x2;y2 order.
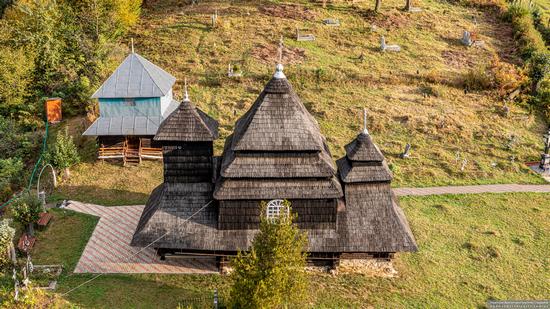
229;200;309;309
405;0;411;11
49;129;80;179
11;193;43;236
375;0;381;12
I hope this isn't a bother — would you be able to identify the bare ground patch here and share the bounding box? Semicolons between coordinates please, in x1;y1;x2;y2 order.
259;4;318;20
251;44;307;64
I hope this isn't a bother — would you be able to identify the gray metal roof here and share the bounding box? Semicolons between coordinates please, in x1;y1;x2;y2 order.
91;53;176;99
83;100;179;136
82;116;162;136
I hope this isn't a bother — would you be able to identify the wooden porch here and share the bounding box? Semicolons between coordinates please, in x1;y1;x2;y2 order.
98;137;162;165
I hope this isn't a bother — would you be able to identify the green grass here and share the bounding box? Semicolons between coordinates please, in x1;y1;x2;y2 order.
31;208;99;272
27;193;549;308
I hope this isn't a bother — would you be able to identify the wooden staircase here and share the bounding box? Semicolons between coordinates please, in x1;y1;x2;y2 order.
124;138;142;166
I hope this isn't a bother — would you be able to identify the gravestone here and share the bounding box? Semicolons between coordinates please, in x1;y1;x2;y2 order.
461;30;473;46
380;36;401;52
323;18;340;26
460;158;468;171
211;10;218;28
296;28;315;41
370;24;379;32
227;63;242;77
400;143;411;158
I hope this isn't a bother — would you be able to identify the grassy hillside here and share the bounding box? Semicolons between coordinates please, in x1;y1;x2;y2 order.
99;0;546;188
28;193;549;308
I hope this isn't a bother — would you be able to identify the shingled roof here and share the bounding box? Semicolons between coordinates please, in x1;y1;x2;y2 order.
344;132;385;162
230;67;325;152
154;98;219;142
215;64;342;200
92;53;176;99
338;132;392;183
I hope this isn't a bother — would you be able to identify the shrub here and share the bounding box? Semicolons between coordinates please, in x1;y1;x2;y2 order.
505;1;547;59
490;55;528;96
534;76;550;118
0;219;15;270
49;130;80;171
229;200;309;309
0;158;23;202
461;67;494;91
10;193;42;236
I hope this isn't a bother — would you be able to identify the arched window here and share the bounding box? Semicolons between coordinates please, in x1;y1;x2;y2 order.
266;199;288;221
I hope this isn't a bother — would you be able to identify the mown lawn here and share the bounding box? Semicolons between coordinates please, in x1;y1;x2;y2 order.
26;193;549;308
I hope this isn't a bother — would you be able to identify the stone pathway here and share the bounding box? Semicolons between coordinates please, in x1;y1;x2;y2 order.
66;201;217;274
394;184;550;196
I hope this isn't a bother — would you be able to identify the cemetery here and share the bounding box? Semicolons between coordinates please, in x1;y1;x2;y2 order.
0;0;549;307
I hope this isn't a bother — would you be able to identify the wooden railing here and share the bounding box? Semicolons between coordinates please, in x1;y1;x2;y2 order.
98;143;163;163
140;147;163;159
98;147;125;159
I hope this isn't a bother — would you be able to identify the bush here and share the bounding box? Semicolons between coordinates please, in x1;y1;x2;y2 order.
0;158;23;202
505;2;547;59
490;55;528;96
48;130;80;171
0;219;15;270
229;200;309;309
10;193;42;236
461;67;494;91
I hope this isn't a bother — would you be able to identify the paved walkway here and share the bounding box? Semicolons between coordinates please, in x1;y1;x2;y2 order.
66;201;217;274
394;184;550;196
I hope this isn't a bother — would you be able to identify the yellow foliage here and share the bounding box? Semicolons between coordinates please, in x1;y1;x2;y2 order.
113;0;142;30
489;55;528;96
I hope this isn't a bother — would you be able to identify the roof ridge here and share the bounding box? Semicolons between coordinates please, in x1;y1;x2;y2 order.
183;100;214;136
134;53;169;97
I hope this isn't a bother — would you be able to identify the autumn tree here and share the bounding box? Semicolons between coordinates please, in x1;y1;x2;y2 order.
229;200;309;309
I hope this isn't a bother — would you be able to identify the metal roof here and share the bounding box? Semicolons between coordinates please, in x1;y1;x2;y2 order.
83;100;179;136
91;53;176;99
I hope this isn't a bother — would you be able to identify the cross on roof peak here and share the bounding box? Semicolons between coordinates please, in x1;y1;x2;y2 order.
362;108;369;135
184;78;190;102
274;36;286;79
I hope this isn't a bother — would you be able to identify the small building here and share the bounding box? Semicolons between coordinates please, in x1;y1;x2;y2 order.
132;64;417;268
83;52;179;164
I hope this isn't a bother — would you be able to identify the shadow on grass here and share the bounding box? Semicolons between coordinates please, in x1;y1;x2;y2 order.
51;185;151;206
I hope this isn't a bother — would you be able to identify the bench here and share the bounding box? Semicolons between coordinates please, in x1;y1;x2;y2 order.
17;234;36;253
37;212;53;228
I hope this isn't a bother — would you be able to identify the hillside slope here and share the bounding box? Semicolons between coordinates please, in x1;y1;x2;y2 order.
114;0;548;186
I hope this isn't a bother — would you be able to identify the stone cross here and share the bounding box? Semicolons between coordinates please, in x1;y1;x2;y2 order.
461;158;468;171
400;143;411;159
461;31;473;46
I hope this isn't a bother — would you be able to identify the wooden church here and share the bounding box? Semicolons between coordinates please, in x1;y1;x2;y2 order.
83;50;179;164
131;63;417;267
